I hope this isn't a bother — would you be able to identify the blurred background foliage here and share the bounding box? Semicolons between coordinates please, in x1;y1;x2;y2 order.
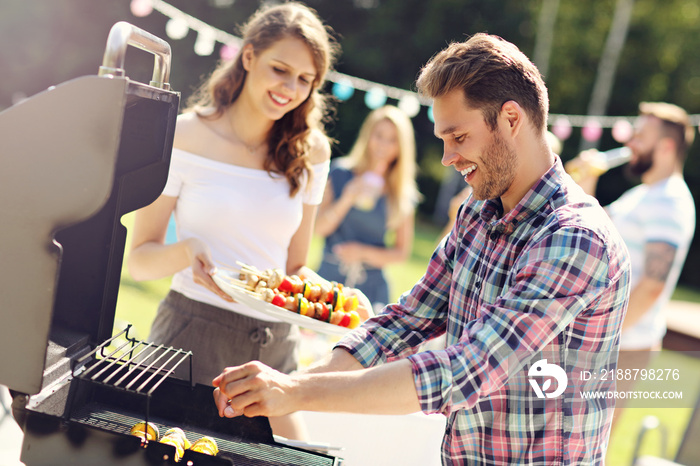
2;0;700;287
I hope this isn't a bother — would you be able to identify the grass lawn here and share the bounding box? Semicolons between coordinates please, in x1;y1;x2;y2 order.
115;213;700;463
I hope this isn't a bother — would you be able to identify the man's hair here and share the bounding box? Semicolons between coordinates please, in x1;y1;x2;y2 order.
416;33;549;133
639;102;695;161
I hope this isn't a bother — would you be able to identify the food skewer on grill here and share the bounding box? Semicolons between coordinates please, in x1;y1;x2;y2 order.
160;427;189;462
129;422;220;460
130;421;159;443
190;436;219;456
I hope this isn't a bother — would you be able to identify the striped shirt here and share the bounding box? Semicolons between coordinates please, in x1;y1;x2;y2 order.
337;158;630;465
606;174;695;349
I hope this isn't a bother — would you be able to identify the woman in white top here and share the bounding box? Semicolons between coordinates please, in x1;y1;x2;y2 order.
127;2;339;440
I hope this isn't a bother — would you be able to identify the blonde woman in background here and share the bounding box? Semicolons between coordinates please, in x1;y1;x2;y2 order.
315;106;420;311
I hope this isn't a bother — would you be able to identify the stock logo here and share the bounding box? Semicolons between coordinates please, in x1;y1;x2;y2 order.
528;359;568;399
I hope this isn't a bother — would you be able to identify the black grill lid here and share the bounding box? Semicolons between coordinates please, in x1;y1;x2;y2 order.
0;23;179;395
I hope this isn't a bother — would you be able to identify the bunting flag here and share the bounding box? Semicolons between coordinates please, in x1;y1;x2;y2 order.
131;0;700;142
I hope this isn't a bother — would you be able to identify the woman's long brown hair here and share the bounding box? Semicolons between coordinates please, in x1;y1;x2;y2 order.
186;2;339;196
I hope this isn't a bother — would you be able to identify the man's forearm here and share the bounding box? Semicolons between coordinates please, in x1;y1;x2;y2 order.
302;347;366;374
622;278;664;330
294;358;422;415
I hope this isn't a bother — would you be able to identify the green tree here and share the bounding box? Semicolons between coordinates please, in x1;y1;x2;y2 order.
3;0;700;286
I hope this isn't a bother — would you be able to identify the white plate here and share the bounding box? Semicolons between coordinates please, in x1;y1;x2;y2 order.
213;270;350;336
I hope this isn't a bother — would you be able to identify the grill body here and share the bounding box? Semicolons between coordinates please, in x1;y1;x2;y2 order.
0;22;339;466
21;357;335;466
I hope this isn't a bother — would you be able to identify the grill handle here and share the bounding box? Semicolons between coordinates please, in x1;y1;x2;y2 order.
98;21;172;90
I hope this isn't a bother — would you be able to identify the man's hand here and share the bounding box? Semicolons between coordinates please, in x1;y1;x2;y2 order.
212;361;299;419
564;149;605;195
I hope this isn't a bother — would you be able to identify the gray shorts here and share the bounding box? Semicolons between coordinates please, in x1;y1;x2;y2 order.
147;290;300;386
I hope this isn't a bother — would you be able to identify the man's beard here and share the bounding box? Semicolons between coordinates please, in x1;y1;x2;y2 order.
624;148;653;179
471;129;518;201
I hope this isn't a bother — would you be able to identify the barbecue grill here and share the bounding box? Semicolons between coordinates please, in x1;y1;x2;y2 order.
0;22;339;466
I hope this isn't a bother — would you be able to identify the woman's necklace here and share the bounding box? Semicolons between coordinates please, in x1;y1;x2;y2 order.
228;116;267;156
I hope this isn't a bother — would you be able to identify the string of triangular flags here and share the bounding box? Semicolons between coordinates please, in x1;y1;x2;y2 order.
130;0;700;144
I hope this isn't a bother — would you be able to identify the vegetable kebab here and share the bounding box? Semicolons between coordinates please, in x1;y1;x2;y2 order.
233;263;368;329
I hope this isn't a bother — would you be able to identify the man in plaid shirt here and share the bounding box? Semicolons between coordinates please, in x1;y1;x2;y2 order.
213;33;631;465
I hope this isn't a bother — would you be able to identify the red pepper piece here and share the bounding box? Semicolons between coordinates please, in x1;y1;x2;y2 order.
271;294;286;307
278;277;293;293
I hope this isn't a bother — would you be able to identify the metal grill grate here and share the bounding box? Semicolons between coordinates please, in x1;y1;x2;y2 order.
70;325;193;430
74;325;193;394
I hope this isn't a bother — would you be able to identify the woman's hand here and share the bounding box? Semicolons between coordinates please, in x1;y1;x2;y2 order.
332;241;367;264
338;176;365;203
184;237;233;302
343;287;375;321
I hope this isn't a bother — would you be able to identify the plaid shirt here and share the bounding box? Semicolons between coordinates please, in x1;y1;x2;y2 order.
337;158;630;465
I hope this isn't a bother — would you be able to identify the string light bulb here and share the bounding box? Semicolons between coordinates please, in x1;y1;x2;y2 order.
551;117;572;141
332;78;355;101
582;120;603;142
220;43;240;61
612;119;634;143
364;87;387;109
130;0;153;17
194;29;216;56
165;17;189;40
134;0;700;133
398;94;421;117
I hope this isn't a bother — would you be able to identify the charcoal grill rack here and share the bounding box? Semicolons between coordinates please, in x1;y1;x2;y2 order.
59;331;340;464
69;403;339;465
72;325;193;428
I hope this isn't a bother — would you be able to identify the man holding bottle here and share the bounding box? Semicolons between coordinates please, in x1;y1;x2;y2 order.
566;102;696;428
